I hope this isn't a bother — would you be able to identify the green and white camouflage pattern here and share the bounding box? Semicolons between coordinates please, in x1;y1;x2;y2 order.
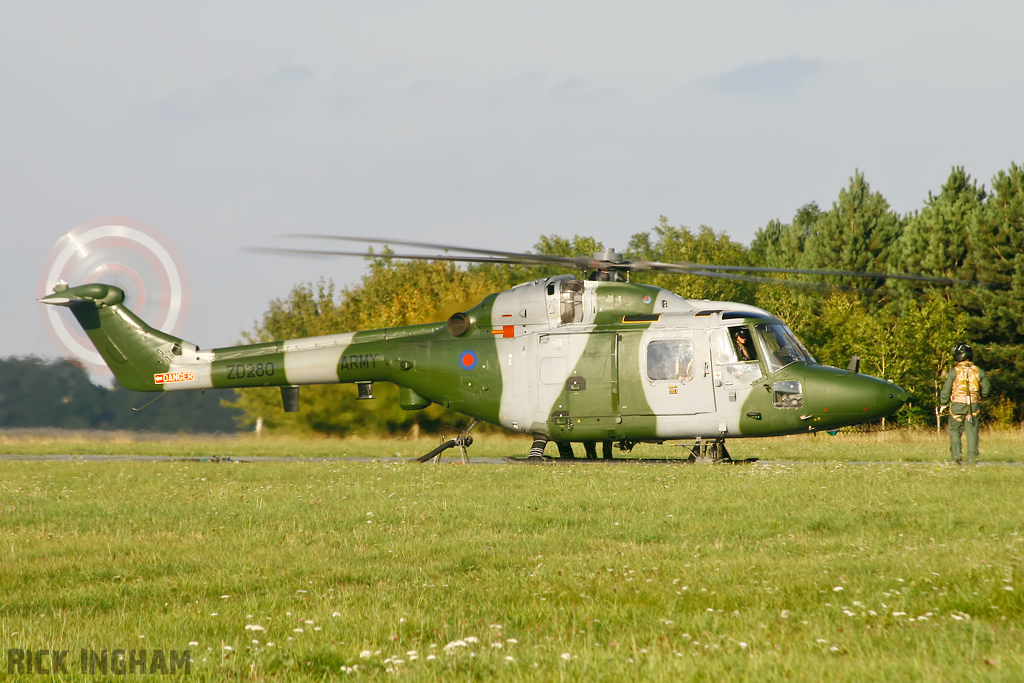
40;278;908;445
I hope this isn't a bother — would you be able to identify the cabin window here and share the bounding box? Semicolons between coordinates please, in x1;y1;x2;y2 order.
647;339;694;381
772;380;804;408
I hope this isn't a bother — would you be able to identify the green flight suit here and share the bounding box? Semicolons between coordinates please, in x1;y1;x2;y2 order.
939;361;991;463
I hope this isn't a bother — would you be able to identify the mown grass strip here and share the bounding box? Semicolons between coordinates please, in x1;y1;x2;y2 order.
1;455;1022;680
2;427;1022;463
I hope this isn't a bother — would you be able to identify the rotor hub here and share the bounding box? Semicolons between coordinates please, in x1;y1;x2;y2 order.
592;248;624;264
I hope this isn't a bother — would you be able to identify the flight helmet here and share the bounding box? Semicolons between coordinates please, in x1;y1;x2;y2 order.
953;342;973;363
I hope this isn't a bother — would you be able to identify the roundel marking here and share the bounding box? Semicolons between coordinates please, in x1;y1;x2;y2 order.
459;350;478;370
642;295;651;304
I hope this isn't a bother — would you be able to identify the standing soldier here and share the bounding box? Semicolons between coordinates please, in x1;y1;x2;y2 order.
939;343;991;464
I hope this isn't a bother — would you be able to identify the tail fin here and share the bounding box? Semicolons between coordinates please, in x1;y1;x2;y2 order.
39;283;194;391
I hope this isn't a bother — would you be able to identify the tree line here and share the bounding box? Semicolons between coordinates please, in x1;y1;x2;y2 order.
0;356;242;432
229;164;1022;435
7;164;1019;434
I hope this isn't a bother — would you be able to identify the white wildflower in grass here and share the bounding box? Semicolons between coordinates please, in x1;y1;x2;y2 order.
465;636;479;644
816;639;827;644
359;650;373;659
252;640;259;645
211;613;219;617
220;594;230;599
830;646;840;653
407;650;417;657
304;620;314;625
223;645;233;652
506;639;518;645
332;612;342;617
293;628;304;633
491;641;503;648
188;641;199;646
739;642;748;649
426;654;438;661
833;586;844;592
267;643;275;648
490;623;503;630
444;640;468;653
560;653;572;661
1005;586;1014;591
780;610;790;619
245;624;265;631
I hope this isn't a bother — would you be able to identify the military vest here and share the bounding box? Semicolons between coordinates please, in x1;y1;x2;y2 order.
950;361;982;404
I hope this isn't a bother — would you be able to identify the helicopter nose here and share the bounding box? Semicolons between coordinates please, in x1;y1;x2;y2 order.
813;368;909;421
878;383;910;417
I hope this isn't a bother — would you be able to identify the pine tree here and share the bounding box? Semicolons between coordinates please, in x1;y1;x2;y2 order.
961;163;1024;412
897;167;984;279
801;171;903;307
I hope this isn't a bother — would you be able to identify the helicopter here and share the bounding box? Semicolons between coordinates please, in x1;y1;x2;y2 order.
39;236;961;463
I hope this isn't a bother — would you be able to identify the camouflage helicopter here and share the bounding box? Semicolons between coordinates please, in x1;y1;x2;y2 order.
39;236;957;463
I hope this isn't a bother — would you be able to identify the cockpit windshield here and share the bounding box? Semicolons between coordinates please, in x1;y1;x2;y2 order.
754;323;817;373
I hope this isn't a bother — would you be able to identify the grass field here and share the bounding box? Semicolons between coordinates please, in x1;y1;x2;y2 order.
1;429;1023;680
2;425;1023;462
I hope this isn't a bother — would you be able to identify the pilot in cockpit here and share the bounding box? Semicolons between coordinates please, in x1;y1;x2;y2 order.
733;327;757;362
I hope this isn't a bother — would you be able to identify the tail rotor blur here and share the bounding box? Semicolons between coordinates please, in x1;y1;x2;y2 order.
37;216;190;377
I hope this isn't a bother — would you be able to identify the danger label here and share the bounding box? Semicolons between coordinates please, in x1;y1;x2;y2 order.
154;371;195;384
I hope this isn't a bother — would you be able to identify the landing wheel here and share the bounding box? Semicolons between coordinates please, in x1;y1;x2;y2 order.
687;439;733;463
528;435;549;459
583;441;613;459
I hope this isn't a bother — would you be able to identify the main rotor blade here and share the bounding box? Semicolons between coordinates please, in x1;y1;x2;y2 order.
291;234;598;269
269;235;979;287
639;260;974;286
249;247;529;265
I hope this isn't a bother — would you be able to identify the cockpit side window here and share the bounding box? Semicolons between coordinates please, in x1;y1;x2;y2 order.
647;339;694;381
711;327;763;384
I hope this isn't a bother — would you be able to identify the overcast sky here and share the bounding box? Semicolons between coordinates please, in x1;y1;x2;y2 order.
3;1;1022;371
